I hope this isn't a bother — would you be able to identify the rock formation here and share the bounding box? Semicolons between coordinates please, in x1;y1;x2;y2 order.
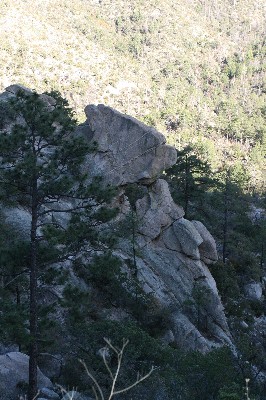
80;102;232;352
0;85;231;360
244;281;263;301
79;104;177;186
0;352;52;400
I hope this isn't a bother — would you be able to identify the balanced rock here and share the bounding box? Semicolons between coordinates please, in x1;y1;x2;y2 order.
0;86;232;354
79;104;177;186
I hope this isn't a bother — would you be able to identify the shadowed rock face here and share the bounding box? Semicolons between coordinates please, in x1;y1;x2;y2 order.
136;245;229;352
136;179;185;240
116;179;230;352
192;220;219;264
244;282;263;301
79;104;177;185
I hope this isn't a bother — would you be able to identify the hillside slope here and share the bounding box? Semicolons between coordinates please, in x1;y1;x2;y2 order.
0;0;265;190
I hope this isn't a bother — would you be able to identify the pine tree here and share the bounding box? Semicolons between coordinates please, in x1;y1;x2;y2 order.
165;146;215;219
0;89;115;399
207;164;262;282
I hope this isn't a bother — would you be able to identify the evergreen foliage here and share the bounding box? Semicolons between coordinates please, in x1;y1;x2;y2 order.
0;89;116;399
0;214;30;350
165;145;215;218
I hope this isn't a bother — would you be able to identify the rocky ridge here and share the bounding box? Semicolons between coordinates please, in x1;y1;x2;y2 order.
0;85;232;398
0;85;232;352
80;97;232;352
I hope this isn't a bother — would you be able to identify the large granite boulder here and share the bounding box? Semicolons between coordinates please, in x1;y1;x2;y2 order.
79;104;177;186
3;84;56;107
2;206;31;239
0;352;52;400
116;235;230;352
136;179;184;240
170;218;203;260
135;180;218;263
192;220;218;264
244;282;263;301
0;84;32;105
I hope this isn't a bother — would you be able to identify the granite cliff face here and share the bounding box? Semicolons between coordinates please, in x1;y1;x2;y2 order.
0;85;231;354
80;101;232;352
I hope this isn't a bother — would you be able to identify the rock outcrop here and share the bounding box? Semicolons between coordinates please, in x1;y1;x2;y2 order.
79;101;231;351
114;178;230;352
0;352;52;400
244;282;263;301
0;85;231;355
136;179;184;241
192;220;219;264
79;104;177;186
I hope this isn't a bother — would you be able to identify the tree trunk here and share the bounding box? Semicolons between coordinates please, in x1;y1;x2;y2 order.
132;211;137;278
28;181;38;400
222;173;229;263
184;155;189;218
16;285;22;352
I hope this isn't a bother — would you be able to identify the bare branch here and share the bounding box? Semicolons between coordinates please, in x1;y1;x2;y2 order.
113;366;155;396
39;202;95;216
101;348;114;381
79;359;105;400
3;269;30;287
0;269;29;279
32;391;40;400
80;339;154;400
92;385;99;400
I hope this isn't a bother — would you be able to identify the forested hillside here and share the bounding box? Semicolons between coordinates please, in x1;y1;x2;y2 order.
0;0;265;188
0;1;265;399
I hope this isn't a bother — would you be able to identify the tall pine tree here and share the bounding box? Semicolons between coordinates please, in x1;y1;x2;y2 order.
0;89;115;399
165;146;214;219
